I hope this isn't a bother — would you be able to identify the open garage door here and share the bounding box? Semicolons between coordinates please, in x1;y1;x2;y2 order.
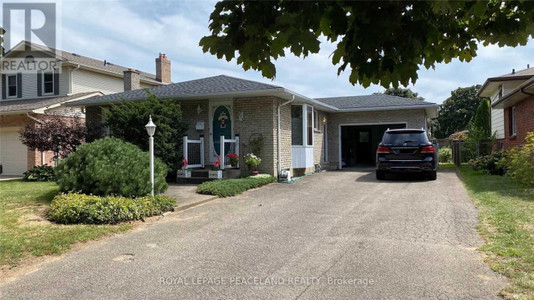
340;123;406;167
0;127;28;175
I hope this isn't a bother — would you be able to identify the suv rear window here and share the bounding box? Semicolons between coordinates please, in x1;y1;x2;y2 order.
381;131;429;145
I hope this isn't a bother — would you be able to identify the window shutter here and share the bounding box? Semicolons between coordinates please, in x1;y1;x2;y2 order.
37;72;42;96
16;73;22;98
53;69;59;95
1;74;6;99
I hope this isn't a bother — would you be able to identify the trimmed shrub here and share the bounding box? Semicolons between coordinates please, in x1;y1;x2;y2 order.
438;147;452;163
506;132;534;186
47;193;176;224
56;137;168;197
22;165;56;181
468;151;508;176
197;174;276;197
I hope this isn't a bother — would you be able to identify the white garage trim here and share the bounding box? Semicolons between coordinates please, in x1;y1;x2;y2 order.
338;122;407;169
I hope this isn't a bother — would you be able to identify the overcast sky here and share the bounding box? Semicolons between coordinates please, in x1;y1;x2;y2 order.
4;0;534;104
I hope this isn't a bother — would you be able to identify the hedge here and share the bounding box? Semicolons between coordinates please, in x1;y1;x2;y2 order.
48;193;176;224
55;137;168;197
197;175;276;197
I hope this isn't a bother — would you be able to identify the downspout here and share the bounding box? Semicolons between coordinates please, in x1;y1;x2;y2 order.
26;112;46;165
277;95;295;175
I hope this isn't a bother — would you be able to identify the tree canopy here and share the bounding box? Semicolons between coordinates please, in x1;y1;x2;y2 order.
200;1;534;88
384;87;424;100
433;85;486;138
19;114;86;160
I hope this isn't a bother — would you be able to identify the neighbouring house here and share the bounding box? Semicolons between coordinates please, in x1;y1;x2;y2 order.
68;75;438;178
0;41;169;175
478;66;534;149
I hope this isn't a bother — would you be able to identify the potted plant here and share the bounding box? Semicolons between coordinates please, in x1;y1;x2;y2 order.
209;156;223;179
244;153;261;175
228;153;240;168
176;157;191;178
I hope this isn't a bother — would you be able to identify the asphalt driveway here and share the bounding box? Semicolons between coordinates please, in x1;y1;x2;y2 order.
0;168;506;299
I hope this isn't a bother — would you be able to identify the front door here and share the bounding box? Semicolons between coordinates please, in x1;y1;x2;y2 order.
209;101;233;162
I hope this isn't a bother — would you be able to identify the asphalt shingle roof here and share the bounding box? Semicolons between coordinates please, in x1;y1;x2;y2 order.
315;93;436;109
13;42;161;84
0;92;97;113
70;75;282;106
496;67;534;79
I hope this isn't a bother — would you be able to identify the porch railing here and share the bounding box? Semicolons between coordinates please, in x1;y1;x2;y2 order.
183;135;204;169
220;134;239;170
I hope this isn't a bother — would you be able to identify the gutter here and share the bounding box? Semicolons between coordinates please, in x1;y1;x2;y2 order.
337;103;439;112
491;77;534;108
277;95;295;174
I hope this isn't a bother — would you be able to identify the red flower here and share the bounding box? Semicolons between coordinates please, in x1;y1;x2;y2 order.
181;157;188;168
227;153;240;159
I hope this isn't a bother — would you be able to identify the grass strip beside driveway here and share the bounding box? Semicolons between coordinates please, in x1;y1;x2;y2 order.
459;167;534;299
0;180;131;268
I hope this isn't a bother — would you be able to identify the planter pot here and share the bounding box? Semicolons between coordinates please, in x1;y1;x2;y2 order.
177;169;192;178
209;170;223;179
251;170;259;175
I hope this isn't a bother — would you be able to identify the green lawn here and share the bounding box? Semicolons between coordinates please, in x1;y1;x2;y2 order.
0;180;131;268
458;167;534;299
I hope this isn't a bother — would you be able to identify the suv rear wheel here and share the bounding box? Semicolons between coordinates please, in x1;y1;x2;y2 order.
376;170;386;180
427;171;437;181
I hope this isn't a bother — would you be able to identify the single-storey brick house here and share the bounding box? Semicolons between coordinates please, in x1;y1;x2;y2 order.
478;66;534;149
69;75;438;177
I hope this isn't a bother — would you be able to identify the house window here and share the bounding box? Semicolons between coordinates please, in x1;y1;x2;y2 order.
307;106;313;146
510;106;516;136
291;105;303;145
43;72;54;94
7;75;17;97
314;110;320;131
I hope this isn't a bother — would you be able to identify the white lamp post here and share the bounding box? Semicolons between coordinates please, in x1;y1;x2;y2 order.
145;115;157;196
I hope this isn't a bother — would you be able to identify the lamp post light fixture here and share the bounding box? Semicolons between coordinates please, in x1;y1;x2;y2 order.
145;115;157;196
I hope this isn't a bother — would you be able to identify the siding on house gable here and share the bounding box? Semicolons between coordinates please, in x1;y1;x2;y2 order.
489;80;524;140
71;69;125;95
0;65;69;100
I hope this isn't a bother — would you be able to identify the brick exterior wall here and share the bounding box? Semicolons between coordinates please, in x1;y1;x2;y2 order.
234;96;283;176
313;110;326;166
501;96;534;149
325;109;427;168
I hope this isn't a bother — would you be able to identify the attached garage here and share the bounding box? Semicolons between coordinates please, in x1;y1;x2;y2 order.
340;123;406;166
0;127;28;175
315;93;439;170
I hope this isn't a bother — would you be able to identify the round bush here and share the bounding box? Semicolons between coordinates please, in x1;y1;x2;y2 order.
56;137;168;197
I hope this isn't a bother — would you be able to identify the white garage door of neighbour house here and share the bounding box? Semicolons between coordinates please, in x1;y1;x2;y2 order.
0;127;28;175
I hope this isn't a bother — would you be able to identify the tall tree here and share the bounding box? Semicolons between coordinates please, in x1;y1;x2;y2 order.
384;87;424;100
472;99;491;138
433;85;486;138
200;1;534;88
19;114;87;160
103;91;188;175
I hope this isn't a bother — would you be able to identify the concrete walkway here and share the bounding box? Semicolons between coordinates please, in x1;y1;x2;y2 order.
164;183;218;211
0;169;506;299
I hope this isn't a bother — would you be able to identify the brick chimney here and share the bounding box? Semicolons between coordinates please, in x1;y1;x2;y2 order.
123;68;140;91
156;53;171;83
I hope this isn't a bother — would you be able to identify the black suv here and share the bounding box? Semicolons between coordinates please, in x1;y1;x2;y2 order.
376;129;438;180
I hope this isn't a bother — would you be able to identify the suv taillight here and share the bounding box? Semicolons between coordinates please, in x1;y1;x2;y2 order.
420;146;434;153
377;146;390;154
